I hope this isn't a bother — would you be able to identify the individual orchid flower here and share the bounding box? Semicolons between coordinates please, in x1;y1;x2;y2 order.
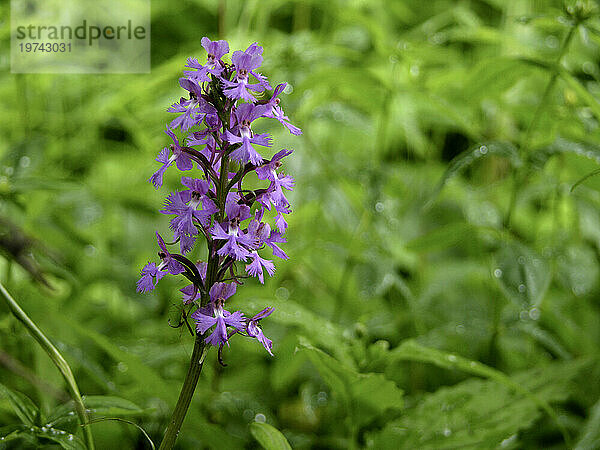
190;283;245;347
184;37;229;81
149;127;193;188
221;49;267;102
262;83;302;135
246;307;275;355
224;103;272;165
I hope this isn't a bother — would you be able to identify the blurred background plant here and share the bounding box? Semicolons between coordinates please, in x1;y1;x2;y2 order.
1;0;600;448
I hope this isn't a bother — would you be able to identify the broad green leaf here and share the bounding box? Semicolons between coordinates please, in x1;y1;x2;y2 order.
300;339;403;427
250;422;292;450
0;382;40;426
493;242;551;307
390;340;523;385
389;340;581;444
368;358;584;449
516;322;572;360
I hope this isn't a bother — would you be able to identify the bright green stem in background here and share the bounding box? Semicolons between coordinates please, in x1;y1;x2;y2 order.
158;336;207;450
0;282;95;450
505;24;577;229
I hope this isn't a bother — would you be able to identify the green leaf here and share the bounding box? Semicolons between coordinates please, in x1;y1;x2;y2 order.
55;314;178;401
0;424;28;441
493;242;551;307
299;339;403;427
250;422;292;450
430;142;521;202
405;222;478;253
10;177;77;193
247;299;352;366
0;424;85;450
368;358;585;449
34;426;86;450
530;137;600;170
47;396;147;427
86;418;155;450
394;339;515;387
571;167;600;192
559;68;600;122
466;57;546;99
0;382;40;426
389;340;581;445
574;397;600;450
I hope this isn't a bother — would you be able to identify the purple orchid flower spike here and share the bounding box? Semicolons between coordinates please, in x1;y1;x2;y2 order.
181;177;218;218
274;212;288;233
179;234;196;254
263;84;302;135
225;103;272;165
202;38;229;66
257;185;292;216
147;148;171;189
186;113;223;169
139;39;302;445
191;283;245;347
245;42;263;56
180;284;200;304
247;307;275;355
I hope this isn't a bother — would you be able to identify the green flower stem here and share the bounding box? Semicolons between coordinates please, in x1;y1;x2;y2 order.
0;282;95;450
159;117;232;448
158;335;208;450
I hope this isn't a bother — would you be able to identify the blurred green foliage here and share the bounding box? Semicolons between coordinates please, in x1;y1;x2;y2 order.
2;0;600;448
